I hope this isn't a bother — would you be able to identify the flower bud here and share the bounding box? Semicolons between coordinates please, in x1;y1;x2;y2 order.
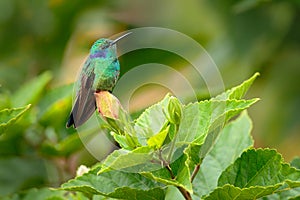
94;91;121;120
167;97;182;124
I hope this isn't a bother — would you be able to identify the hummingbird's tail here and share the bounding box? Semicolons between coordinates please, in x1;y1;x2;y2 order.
66;94;96;128
66;113;75;128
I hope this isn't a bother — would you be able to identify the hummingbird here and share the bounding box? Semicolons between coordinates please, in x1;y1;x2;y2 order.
66;32;131;128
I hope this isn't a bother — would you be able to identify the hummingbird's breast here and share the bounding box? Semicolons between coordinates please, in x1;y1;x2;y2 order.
92;57;120;91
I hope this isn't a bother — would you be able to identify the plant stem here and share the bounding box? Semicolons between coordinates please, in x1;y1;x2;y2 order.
191;164;200;182
165;165;175;179
158;150;192;200
167;124;179;162
164;164;192;200
157;150;174;178
177;186;192;200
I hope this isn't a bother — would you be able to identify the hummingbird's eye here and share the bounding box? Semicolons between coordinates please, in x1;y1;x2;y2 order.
101;41;113;50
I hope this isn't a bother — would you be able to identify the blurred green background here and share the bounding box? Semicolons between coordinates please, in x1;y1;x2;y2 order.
0;0;300;197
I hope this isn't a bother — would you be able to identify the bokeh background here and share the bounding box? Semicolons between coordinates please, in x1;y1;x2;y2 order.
0;0;299;197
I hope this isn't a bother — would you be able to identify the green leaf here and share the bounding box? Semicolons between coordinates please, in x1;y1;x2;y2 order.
193;111;254;198
199;99;258;159
62;166;165;200
134;94;170;145
281;164;300;187
111;133;133;150
203;184;283;200
165;186;185;200
98;146;155;174
110;128;139;150
11;71;52;107
218;149;284;187
291;157;300;170
261;187;300;200
217;149;300;193
214;72;259;100
177;98;258;145
184;144;201;173
204;148;300;199
147;125;169;149
0;104;31;135
6;188;89;200
173;155;193;193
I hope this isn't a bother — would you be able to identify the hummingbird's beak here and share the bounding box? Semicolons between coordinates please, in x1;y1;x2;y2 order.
110;32;132;46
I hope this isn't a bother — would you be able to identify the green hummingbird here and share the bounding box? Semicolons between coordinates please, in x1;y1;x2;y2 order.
66;32;131;128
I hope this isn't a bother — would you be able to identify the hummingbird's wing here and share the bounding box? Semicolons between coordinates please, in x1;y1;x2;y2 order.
66;60;96;128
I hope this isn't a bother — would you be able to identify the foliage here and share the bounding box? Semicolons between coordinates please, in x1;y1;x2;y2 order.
0;71;80;196
0;105;31;135
2;73;299;199
58;73;299;200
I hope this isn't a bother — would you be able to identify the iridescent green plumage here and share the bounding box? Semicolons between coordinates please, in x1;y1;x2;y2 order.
66;33;130;128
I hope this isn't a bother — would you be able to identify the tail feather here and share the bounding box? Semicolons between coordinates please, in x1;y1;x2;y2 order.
66;113;75;128
66;93;96;128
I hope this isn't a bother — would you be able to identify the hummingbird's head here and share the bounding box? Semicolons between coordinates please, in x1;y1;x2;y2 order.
90;32;131;55
91;38;112;51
